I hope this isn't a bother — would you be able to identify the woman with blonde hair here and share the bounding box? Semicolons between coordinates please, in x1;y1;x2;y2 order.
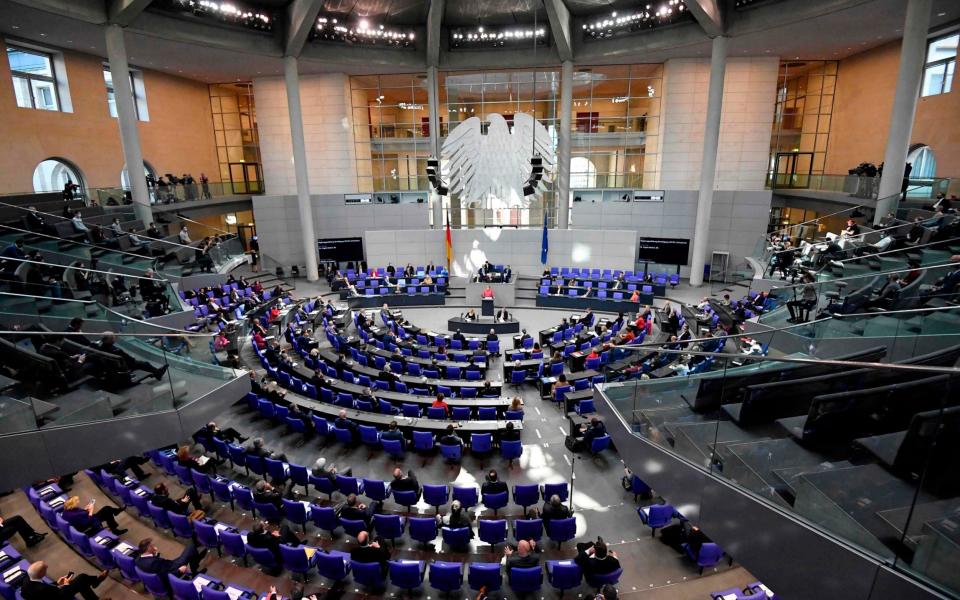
61;496;126;535
509;396;524;412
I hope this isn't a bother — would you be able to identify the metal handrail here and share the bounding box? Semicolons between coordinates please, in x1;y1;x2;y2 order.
0;255;171;282
0;223;156;264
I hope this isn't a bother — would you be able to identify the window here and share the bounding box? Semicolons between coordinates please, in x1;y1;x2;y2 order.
906;144;936;178
7;45;60;111
921;33;958;97
104;67;147;120
33;158;84;193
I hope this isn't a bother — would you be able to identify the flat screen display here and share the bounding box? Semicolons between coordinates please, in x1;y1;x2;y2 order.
637;237;690;265
317;237;364;262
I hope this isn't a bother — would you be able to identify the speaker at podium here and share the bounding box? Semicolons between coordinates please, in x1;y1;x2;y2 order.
481;297;494;317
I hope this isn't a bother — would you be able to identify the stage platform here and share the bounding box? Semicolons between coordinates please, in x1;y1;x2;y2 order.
448;316;521;335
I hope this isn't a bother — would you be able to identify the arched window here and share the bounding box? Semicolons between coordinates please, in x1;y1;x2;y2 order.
570;156;597;188
32;158;84;193
906;144;936;178
121;161;157;189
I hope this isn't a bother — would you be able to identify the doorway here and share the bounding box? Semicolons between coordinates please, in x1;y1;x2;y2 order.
771;152;814;189
229;162;263;194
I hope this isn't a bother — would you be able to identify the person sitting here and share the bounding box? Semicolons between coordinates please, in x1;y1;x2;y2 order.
0;512;47;547
92;331;169;384
541;494;571;527
574;538;621;576
441;500;473;537
378;364;399;390
499;420;521;443
350;531;391;576
152;483;202;515
312;457;351;487
334;409;359;443
504;539;539;569
176;445;217;474
866;274;903;311
431;393;450;417
72;212;89;233
842;218;861;237
246;437;288;462
581;308;595;327
247;520;302;563
390;467;420;497
380;421;404;447
337;494;378;529
254;479;291;509
786;274;818;322
61;496;126;535
439;424;462;447
21;561;108;600
134;538;205;578
481;470;507;496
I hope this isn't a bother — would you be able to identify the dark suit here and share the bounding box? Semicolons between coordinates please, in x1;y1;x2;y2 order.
507;553;540;569
350;544;390;574
391;475;419;495
247;526;301;560
541;502;571;526
21;575;101;600
135;544;203;577
481;481;508;496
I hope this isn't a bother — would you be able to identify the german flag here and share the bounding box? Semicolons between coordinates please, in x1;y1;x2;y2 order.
445;215;453;270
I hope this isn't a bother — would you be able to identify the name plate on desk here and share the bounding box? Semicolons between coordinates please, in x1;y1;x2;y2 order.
2;566;23;583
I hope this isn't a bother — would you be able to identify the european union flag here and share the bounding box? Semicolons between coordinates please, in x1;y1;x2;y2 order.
541;214;549;265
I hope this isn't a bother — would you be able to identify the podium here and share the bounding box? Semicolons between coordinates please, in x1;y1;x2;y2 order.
481;297;494;317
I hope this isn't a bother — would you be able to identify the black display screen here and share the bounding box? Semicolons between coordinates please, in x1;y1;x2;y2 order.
637;237;690;265
317;237;364;262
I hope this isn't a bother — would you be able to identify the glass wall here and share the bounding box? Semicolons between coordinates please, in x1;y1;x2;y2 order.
570;64;663;190
768;60;837;188
208;82;263;194
350;73;431;193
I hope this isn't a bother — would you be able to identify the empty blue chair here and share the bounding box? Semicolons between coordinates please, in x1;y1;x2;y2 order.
392;489;419;512
374;514;405;544
193;520;221;555
429;561;464;595
220;529;247;565
359;425;381;448
585;567;624;589
542;482;569;502
402;404;421;418
684;542;724;574
440;443;462;462
337;474;362;496
173;463;193;487
477;407;497;420
471;434;493;461
547;560;583;594
501;440;523;465
639;504;678;537
289;463;309;495
509;566;543;594
468;562;503;592
310;474;335;501
442;526;471;550
478;519;507;548
382;438;404;458
452;485;479;508
409;517;439;548
316;549;351;584
427;406;447;420
352;561;386;591
281;543;319;580
513;484;539;516
136;567;171;598
514;518;543;542
576;399;596;415
389;560;426;594
68;526;94;558
362;479;390;502
423;484;449;513
148;501;173;530
282;498;310;533
451;406;472;419
246;454;267;478
483;492;508;516
167;573;202;600
413;431;435;452
510;369;526;386
311;506;339;537
90;538;118;569
114;552;139;583
547;517;577;547
168;511;195;539
265;457;287;483
333;426;355;445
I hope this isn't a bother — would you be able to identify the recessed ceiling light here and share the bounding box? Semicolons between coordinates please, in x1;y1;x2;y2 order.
11;25;19;29
39;33;46;36
937;12;946;16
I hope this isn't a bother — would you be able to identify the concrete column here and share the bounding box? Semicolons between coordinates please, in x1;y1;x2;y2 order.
874;0;933;223
689;35;728;287
104;25;152;226
283;56;319;281
427;66;444;228
556;60;574;229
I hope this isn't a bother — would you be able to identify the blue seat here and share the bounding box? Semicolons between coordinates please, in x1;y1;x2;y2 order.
167;573;202;600
220;529;247;565
513;518;543;542
352;561;386;591
148;501;172;530
576;399;596;415
683;542;724;574
510;369;526;386
590;434;612;454
452;485;479;508
193;520;221;555
136;567;171;598
451;405;472;419
547;517;577;547
337;474;362;496
393;489;419;511
310;474;335;500
429;561;464;595
440;443;462;462
362;479;391;502
501;440;523;465
547;560;583;594
289;463;309;494
253;500;282;523
482;491;508;516
90;538;118;569
478;519;507;548
312;506;339;537
423;484;449;513
340;518;367;539
585;567;624;589
114;552;139;583
281;543;319;579
413;431;435;452
471;434;493;461
282;498;310;533
639;504;678;537
468;562;503;592
427;406;447;420
509;566;543;594
542;482;569;502
409;516;439;548
442;526;471;550
265;457;287;483
316;549;351;584
389;560;426;593
359;425;381;448
477;407;497;420
246;543;281;572
513;484;539;515
168;511;195;539
374;514;405;544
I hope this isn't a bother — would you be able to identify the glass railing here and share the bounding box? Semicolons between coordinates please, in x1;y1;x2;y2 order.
598;316;960;598
0;294;242;435
766;173;951;200
90;180;263;207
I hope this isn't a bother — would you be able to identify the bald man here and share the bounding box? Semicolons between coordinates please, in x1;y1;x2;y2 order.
21;561;108;600
504;539;540;569
349;531;390;575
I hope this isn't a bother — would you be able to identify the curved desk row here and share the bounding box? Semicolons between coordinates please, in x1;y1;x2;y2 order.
537;294;652;313
447;316;521;335
343;292;446;308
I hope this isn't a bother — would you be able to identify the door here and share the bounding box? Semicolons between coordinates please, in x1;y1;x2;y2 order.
771;152;814;189
229;163;263;194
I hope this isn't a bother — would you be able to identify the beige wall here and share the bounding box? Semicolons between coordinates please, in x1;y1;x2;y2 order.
0;37;220;193
826;39;960;177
